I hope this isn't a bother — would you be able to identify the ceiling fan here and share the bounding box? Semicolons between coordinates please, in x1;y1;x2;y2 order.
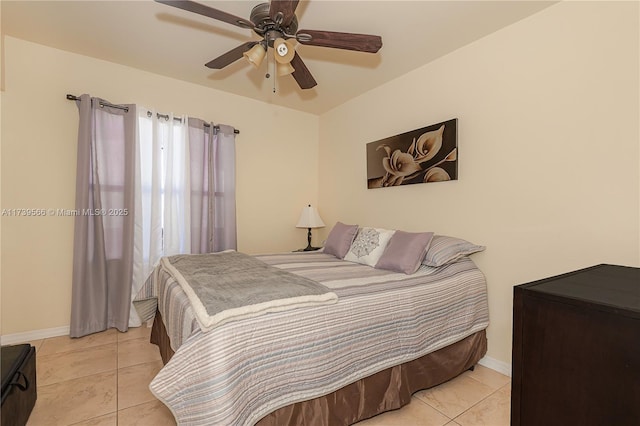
155;0;383;90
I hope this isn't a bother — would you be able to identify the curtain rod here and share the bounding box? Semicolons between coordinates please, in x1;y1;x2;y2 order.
66;94;240;134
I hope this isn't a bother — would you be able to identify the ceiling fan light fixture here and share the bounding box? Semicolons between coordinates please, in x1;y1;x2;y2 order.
274;38;295;64
276;61;296;77
243;43;267;68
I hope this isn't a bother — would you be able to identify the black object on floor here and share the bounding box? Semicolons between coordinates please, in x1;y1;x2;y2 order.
1;344;37;426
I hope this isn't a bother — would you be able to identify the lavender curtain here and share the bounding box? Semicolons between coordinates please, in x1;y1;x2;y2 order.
70;94;136;337
187;119;237;253
212;124;237;252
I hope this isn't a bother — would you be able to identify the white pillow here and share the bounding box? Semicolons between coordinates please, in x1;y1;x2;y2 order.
344;227;396;267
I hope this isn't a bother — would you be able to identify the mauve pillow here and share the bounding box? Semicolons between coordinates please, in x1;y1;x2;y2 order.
323;222;358;259
375;231;434;274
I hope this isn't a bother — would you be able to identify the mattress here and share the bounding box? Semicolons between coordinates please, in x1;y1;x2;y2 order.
143;251;490;425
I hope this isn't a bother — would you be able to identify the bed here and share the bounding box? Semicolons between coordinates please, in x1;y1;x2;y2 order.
140;248;489;425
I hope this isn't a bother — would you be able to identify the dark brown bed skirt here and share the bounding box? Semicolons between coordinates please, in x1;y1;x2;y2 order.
151;310;487;425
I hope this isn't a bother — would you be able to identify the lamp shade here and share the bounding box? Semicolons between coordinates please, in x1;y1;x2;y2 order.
276;61;295;77
274;38;295;64
296;205;325;229
243;43;266;68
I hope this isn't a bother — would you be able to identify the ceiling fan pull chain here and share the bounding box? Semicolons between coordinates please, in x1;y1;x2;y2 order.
264;47;272;81
272;51;277;93
263;48;276;93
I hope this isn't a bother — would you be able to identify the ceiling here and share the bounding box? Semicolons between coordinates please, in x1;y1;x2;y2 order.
1;0;556;115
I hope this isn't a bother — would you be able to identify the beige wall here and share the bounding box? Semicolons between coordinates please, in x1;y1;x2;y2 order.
1;1;639;370
0;37;319;334
317;1;640;365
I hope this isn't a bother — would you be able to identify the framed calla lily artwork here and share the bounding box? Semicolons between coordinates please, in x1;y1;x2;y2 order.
367;118;458;189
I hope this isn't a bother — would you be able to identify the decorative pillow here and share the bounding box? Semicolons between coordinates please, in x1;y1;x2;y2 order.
375;231;434;274
422;235;485;267
323;222;359;259
344;227;396;267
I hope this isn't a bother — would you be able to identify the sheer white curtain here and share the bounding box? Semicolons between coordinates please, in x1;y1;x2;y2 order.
130;109;190;327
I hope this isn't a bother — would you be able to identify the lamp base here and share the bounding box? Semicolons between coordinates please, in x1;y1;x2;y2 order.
297;227;322;252
294;246;322;252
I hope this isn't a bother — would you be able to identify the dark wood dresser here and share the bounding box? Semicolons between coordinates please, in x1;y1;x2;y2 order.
511;264;640;426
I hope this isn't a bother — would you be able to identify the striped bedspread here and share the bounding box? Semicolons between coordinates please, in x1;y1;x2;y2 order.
148;251;489;425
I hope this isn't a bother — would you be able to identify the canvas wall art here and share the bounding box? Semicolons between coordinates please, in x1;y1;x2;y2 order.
367;118;458;189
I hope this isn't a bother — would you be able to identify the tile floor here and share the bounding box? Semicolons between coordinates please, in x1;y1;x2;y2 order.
21;328;511;425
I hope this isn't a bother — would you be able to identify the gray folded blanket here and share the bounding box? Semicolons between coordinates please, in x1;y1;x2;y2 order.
160;250;338;331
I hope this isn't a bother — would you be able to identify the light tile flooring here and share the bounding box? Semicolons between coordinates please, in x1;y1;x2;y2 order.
21;328;511;425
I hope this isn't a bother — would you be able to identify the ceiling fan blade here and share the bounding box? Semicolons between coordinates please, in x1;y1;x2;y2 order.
205;41;258;69
296;30;382;53
269;0;299;28
290;52;317;90
155;0;254;29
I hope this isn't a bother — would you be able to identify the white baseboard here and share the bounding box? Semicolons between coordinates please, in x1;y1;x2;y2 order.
0;325;70;346
478;355;512;377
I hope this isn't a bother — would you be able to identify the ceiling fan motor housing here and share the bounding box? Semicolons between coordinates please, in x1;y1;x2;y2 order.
250;2;298;43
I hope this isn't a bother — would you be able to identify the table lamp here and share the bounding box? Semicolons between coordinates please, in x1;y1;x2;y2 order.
296;204;325;251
